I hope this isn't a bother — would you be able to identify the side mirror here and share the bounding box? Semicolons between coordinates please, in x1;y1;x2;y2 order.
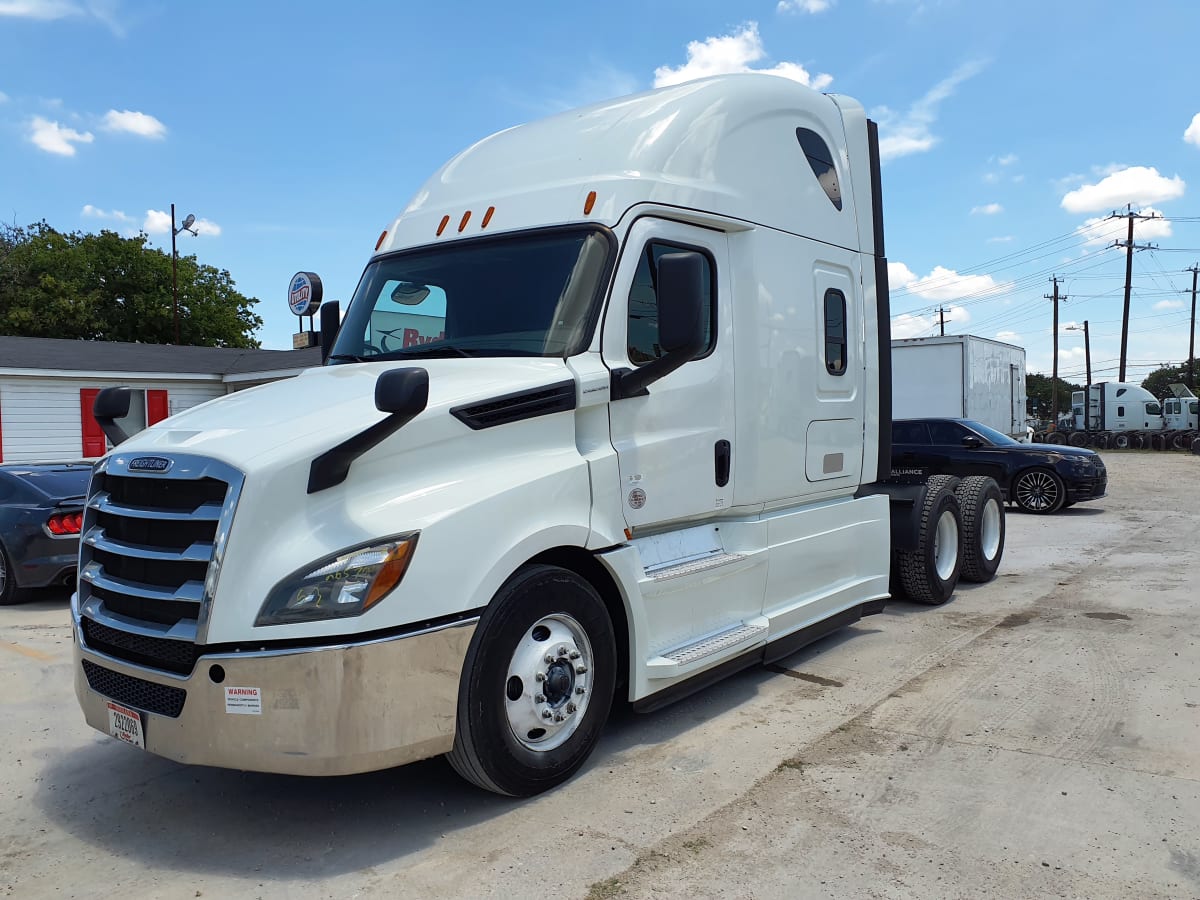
375;366;430;415
308;367;430;493
962;436;983;449
612;251;707;400
319;301;341;364
93;386;131;447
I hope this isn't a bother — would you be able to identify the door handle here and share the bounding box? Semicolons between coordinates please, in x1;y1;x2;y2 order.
714;440;731;487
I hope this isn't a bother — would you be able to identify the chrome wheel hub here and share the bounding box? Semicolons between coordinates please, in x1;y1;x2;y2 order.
933;508;959;582
505;613;593;752
1017;472;1059;511
980;498;1002;559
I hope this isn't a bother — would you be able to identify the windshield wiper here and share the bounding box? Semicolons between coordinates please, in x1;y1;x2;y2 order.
327;353;369;363
373;343;476;360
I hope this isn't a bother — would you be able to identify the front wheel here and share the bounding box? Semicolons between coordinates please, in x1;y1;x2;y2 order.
1013;468;1065;514
447;564;616;796
0;544;22;606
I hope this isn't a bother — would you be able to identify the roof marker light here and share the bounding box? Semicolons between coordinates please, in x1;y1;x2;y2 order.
458;210;472;233
481;206;495;229
375;230;387;251
437;215;450;237
584;191;597;215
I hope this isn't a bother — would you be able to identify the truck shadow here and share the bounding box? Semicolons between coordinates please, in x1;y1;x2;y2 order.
34;622;875;882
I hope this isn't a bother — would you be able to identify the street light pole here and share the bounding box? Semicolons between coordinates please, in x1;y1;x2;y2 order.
171;203;179;345
171;205;198;346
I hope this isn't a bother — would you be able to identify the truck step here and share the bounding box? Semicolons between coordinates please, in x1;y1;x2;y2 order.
648;620;768;676
646;551;746;582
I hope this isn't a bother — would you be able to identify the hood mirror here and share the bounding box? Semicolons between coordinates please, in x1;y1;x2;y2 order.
391;282;430;306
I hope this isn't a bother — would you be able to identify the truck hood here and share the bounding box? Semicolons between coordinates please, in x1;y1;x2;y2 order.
113;358;576;473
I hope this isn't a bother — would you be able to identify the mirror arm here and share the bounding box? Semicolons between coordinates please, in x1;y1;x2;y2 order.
611;336;705;401
307;409;421;493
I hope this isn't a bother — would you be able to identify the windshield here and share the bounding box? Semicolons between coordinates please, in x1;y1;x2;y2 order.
1146;402;1162;416
962;420;1020;446
330;227;614;363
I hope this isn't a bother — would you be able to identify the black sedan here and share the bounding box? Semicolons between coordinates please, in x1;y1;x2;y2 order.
891;418;1107;514
0;462;92;604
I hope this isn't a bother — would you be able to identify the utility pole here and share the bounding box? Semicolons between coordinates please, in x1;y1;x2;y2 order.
171;203;179;346
1082;319;1091;390
938;306;950;336
1045;276;1066;425
1187;264;1199;390
1111;206;1160;382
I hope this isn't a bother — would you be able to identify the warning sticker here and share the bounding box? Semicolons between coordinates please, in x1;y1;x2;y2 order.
224;686;263;715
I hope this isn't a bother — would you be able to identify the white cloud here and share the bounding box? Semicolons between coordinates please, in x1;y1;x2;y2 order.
873;60;986;162
995;330;1020;341
653;22;832;91
1060;165;1185;214
889;262;1008;301
987;235;1015;244
81;204;133;222
998;153;1017;166
103;109;166;139
971;203;1003;216
1074;206;1173;247
1154;299;1185;311
1186;113;1200;148
0;0;80;20
143;209;221;237
777;0;833;12
28;115;93;155
0;91;8;103
891;305;971;340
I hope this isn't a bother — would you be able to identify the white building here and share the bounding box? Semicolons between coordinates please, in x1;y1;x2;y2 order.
0;336;320;463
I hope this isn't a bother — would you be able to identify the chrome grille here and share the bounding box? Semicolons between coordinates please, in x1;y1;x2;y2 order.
77;453;243;670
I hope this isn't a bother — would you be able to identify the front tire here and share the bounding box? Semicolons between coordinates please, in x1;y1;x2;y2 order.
895;477;963;605
954;476;1005;583
447;564;616;796
1013;468;1065;514
0;544;22;606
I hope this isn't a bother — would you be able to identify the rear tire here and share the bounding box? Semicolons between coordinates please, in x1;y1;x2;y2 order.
895;477;962;605
1068;431;1088;447
447;564;616;796
1111;432;1130;450
0;544;22;606
1046;432;1067;445
954;476;1005;584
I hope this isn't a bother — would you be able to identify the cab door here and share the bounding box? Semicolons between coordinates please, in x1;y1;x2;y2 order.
601;219;734;530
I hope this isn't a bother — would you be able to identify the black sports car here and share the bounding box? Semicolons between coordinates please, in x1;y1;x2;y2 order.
0;462;92;604
891;418;1107;514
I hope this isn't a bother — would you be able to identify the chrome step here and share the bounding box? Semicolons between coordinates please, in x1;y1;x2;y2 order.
647;620;768;678
647;551;746;582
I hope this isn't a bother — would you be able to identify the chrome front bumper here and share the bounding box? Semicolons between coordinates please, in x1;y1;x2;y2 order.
73;615;477;776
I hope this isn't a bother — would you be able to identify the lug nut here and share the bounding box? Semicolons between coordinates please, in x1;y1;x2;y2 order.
534;694;546;703
542;710;553;719
557;646;568;657
535;672;546;682
569;650;581;660
545;655;555;664
554;714;565;722
566;703;577;713
575;686;585;695
576;665;588;674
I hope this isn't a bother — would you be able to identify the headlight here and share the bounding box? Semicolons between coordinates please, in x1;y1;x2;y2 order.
255;532;419;626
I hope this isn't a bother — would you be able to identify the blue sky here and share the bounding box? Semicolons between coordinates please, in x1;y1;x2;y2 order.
2;0;1199;386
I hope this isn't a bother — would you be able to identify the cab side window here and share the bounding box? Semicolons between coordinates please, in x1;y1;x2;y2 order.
892;421;931;444
627;242;715;366
928;421;968;444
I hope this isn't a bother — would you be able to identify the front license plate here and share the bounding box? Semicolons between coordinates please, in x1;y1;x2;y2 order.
106;700;145;749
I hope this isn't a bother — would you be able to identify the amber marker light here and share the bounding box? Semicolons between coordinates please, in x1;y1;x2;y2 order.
481;206;495;229
458;210;472;232
364;539;419;609
375;230;387;251
437;215;450;236
584;191;597;215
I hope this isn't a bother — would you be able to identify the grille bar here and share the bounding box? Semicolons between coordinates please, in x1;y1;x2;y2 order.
84;527;214;563
89;492;224;522
81;563;205;603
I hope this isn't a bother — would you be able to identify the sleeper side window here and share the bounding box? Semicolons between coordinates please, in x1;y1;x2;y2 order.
1117;406;1125;417
824;289;847;375
796;128;843;210
627;242;715;366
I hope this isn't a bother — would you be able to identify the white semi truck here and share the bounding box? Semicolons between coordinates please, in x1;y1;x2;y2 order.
72;75;1004;796
1042;382;1168;449
891;335;1027;439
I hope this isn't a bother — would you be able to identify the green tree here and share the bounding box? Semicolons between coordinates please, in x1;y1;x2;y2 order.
0;222;262;347
1026;372;1083;421
1141;360;1199;399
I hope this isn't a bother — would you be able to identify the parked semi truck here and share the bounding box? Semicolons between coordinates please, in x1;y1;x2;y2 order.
891;335;1027;439
72;75;1005;796
1038;381;1190;450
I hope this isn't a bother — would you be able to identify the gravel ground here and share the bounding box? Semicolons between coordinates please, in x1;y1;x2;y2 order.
1;450;1197;899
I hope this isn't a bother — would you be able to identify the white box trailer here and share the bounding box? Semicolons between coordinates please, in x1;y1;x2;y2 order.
891;335;1026;438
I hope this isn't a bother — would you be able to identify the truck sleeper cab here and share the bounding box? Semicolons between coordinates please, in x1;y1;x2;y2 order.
73;74;981;796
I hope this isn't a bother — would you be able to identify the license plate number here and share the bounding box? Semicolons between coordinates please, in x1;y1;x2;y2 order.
106;700;144;749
